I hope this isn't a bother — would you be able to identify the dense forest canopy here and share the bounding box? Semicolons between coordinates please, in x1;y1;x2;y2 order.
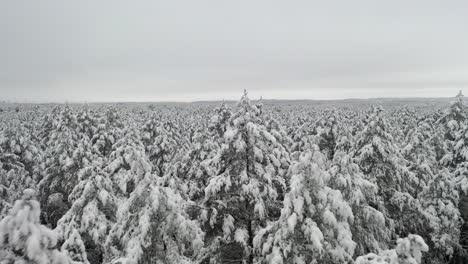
0;91;467;264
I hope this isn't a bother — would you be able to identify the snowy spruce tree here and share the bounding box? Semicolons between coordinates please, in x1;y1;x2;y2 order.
38;106;81;221
90;115;120;158
0;189;71;264
0;139;34;218
316;109;340;161
254;146;355;264
105;128;152;200
419;169;462;262
141;114;183;176
355;234;428;264
0;120;42;198
60;229;89;264
38;106;63;147
39;131;95;227
105;172;204;264
208;101;232;143
290;116;319;159
201;90;290;263
401;120;437;196
436;91;467;170
0;121;43;179
353;106;421;238
103;106;125;130
438;90;466;143
55;161;116;264
329;135;390;256
435;93;468;259
161;128;218;201
264;113;293;162
76;106;98;141
441;114;468;169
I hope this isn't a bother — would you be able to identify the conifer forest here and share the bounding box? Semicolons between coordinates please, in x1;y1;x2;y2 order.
2;90;468;264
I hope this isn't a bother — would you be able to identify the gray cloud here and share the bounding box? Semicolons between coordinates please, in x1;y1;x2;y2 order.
1;0;467;102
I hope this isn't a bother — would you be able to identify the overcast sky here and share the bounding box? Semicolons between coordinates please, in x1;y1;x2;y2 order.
1;0;467;102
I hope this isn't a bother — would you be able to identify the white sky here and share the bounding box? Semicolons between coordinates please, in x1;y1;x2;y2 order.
1;0;468;102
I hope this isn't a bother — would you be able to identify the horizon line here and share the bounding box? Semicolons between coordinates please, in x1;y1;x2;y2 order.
0;95;461;104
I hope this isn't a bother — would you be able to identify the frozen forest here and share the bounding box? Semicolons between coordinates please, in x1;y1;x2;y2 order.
1;90;468;264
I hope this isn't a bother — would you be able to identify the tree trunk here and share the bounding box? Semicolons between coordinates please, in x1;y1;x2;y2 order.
455;194;468;263
247;219;254;264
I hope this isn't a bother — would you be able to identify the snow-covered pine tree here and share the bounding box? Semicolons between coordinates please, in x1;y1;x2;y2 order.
141;113;160;148
141;113;184;176
39;133;95;227
56;161;116;264
90;115;119;158
160;102;233;199
290;116;318;159
60;229;89;264
77;105;125;160
254;146;355;264
436;92;467;170
0;121;43;180
449;161;468;261
402;120;437;196
353;106;420;238
20;106;43;141
103;106;124;130
76;106;98;141
38;106;63;148
0;154;32;218
0;189;71;264
437;91;466;143
355;234;428;264
329;135;390;256
38;106;80;192
316;109;340;161
263;113;292;165
441;114;468;169
419;169;462;263
104;173;204;264
150;121;183;176
434;93;468;260
431;126;448;163
208;101;232;143
39;126;94;227
105;128;152;200
161;127;218;201
0;125;35;218
390;107;419;146
202;90;290;263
